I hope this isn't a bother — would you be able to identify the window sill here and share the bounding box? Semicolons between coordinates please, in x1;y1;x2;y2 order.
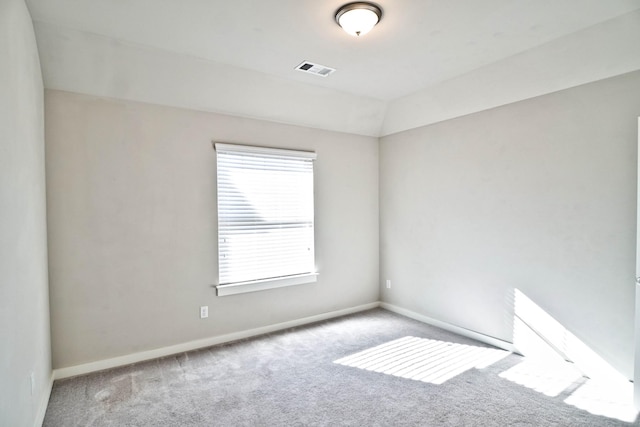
216;273;318;297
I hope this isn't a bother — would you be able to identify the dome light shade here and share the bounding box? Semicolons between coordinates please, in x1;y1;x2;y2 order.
335;2;382;37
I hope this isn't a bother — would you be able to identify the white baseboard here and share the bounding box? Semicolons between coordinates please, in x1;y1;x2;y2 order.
34;372;54;427
53;301;516;381
380;302;517;353
53;302;380;380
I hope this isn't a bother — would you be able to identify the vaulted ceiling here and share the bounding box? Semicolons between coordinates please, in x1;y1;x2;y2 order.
26;0;640;136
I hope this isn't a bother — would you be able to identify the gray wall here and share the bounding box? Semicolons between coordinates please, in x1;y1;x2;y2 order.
45;90;380;369
380;70;640;380
0;0;51;425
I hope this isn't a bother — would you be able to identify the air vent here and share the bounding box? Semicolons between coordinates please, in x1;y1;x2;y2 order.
295;61;336;77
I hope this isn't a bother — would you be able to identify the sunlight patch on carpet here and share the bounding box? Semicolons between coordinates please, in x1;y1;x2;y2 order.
499;359;637;423
564;378;637;423
498;360;583;397
333;336;510;385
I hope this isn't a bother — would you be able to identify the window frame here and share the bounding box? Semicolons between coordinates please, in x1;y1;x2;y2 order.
214;142;318;296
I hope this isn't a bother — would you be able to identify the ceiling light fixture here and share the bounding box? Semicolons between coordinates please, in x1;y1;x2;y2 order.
335;2;382;37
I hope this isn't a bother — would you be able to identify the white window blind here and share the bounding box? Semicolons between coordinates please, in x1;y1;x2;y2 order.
215;143;317;296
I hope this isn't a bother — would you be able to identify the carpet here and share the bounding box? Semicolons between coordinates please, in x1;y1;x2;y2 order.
43;308;638;426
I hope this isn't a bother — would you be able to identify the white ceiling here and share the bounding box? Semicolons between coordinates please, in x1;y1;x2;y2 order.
25;0;640;136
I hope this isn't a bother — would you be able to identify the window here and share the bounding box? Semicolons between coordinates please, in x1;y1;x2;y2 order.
215;143;317;296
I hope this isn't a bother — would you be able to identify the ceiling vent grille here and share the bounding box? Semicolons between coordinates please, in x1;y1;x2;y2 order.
295;61;336;77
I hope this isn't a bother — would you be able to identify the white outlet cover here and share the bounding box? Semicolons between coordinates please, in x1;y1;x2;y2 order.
200;306;208;318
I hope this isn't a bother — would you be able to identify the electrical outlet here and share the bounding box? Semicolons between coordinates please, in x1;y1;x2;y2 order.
386;279;391;289
200;306;208;319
